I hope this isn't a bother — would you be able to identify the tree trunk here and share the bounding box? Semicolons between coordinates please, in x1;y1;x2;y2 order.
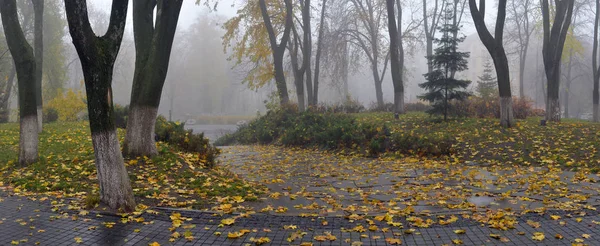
124;0;183;157
386;0;404;114
469;0;515;127
65;0;135;212
259;0;292;106
302;0;313;107
519;54;526;98
313;0;327;106
541;0;575;122
1;0;39;166
593;0;600;122
32;0;43;132
372;64;384;108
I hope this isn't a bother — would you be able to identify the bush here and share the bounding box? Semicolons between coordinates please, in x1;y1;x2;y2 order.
405;102;431;112
155;116;221;168
451;96;544;119
114;104;129;129
43;108;59;123
46;89;87;122
216;107;455;157
368;102;395;112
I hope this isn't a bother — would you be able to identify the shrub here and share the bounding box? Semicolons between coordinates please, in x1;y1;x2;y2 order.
43;108;59;123
114;104;129;129
368;102;395;112
451;96;543;119
216;107;455;157
155;115;221;168
405;102;431;112
46;89;87;121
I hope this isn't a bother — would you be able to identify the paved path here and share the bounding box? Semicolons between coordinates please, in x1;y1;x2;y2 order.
2;146;600;245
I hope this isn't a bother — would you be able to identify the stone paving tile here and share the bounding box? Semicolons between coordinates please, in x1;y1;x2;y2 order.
2;192;600;245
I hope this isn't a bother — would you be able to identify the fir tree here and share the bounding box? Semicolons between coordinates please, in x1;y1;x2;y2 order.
419;2;471;121
476;61;497;99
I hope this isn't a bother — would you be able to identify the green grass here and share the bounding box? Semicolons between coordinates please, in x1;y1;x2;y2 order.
355;112;600;168
0;122;263;209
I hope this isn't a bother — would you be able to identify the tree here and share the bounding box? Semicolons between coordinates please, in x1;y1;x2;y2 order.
301;0;314;107
419;3;470;121
123;0;184;157
260;0;293;105
541;0;575;122
505;0;537;99
64;0;135;211
476;61;497;99
594;0;600;122
32;1;43;132
312;0;328;106
469;0;515;127
347;0;389;108
386;0;404;114
0;0;39;165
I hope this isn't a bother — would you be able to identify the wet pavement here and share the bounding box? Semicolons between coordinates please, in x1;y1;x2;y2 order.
2;145;600;245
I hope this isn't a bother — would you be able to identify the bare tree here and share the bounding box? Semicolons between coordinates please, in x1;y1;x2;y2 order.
32;0;43;132
64;0;136;211
123;0;184;157
470;0;515;127
505;0;537;99
259;0;293;105
0;0;38;165
595;0;600;122
386;0;404;114
313;0;328;105
347;0;389;108
541;0;575;122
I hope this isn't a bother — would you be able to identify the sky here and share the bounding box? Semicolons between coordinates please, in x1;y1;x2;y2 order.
89;0;238;32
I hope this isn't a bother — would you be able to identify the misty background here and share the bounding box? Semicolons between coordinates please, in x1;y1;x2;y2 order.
2;0;596;122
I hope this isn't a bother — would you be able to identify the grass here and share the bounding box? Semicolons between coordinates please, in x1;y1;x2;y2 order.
0;122;263;210
355;112;600;168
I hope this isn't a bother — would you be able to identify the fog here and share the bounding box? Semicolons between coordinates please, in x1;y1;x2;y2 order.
46;0;599;121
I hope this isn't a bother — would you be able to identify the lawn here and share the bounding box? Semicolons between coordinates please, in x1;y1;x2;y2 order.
0;122;263;210
355;112;600;169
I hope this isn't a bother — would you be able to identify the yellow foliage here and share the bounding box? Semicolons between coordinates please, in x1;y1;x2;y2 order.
46;89;87;122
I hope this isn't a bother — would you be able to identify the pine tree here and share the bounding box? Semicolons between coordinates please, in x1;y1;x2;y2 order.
476;60;497;99
419;2;471;120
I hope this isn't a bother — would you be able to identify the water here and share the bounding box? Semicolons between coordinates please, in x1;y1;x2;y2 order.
185;124;238;142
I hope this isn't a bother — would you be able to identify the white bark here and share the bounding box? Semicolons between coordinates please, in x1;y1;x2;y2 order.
92;130;135;211
499;96;515;128
546;97;561;122
19;115;38;165
124;106;158;156
37;107;42;132
394;91;405;114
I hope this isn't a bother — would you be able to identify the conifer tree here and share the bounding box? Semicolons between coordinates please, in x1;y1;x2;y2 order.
476;61;497;99
419;2;471;120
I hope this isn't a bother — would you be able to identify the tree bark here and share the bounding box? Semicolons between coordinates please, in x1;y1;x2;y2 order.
313;0;327;106
259;0;292;105
289;33;305;112
32;0;43;132
541;0;575;122
0;63;15;122
469;0;515;128
386;0;404;114
0;0;39;166
593;0;600;122
301;0;313;107
64;0;135;212
124;0;183;157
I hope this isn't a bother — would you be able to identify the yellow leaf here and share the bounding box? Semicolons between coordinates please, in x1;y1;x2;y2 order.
489;234;500;239
453;229;465;234
250;237;271;245
385;238;402;245
452;239;463;244
221;218;236;226
550;215;561;220
532;232;545;241
74;237;83;243
148;242;160;246
582;234;591;239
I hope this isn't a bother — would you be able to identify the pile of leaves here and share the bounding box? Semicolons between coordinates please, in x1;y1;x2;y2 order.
215;107;455;156
0;122;261;209
155;116;221;168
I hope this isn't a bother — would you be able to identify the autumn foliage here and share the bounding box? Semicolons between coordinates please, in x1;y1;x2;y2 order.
45;89;86;122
